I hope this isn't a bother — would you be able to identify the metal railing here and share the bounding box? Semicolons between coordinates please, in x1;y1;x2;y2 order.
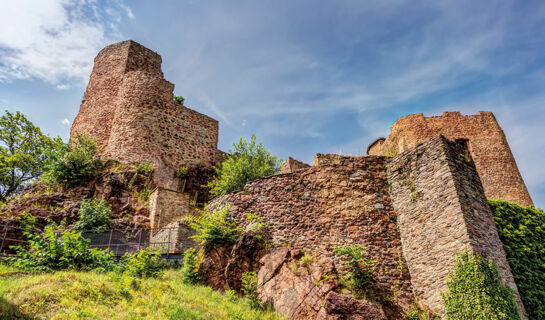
0;222;192;258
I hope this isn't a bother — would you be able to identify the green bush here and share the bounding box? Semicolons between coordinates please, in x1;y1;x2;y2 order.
74;198;112;232
16;211;37;230
43;134;103;188
173;94;185;105
207;134;282;195
8;226;114;272
181;248;200;284
241;271;260;309
185;205;241;250
442;252;521;320
121;248;164;278
334;245;378;293
177;166;189;178
489;199;545;319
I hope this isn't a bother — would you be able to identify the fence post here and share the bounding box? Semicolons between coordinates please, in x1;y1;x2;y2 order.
0;223;8;255
138;231;143;251
107;229;113;253
167;227;171;258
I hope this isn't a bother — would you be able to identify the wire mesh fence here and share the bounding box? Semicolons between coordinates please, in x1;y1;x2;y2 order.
0;222;195;258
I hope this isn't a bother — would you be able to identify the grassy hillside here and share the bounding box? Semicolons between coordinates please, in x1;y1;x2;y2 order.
0;265;284;320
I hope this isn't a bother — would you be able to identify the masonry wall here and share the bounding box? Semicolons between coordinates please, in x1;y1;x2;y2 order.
386;135;526;318
368;112;533;206
149;221;197;254
210;154;414;312
149;187;192;231
71;40;220;189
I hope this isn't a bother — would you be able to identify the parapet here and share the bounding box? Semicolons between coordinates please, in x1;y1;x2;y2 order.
367;111;533;206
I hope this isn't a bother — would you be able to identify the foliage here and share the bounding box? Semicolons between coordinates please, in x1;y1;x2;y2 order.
136;161;155;175
16;211;37;230
207;133;282;195
0;267;285;320
245;213;268;240
74;198;112;232
241;271;260;309
441;252;521;320
0;110;64;202
8;226;114;272
177;166;189;178
173;94;185;105
334;245;378;293
185;205;241;250
121;248;164;278
181;248;201;284
489;199;545;319
43;134;103;188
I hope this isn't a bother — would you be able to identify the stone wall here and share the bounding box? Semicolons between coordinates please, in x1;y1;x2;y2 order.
71;40;221;189
210;154;414;316
149;221;197;254
386;135;526;318
280;157;310;173
368;112;533;206
149;187;192;231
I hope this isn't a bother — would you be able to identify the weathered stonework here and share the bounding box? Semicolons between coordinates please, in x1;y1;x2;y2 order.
368;112;533;206
149;187;192;231
71;40;221;189
280;157;311;173
386;135;526;318
149;221;197;253
211;154;414;318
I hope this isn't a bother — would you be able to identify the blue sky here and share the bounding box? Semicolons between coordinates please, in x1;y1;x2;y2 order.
1;0;544;207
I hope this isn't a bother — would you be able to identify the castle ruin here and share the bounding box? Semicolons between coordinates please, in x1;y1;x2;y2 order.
68;40;533;319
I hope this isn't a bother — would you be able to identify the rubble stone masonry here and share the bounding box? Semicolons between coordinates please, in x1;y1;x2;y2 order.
71;40;220;189
386;136;526;318
368;112;533;206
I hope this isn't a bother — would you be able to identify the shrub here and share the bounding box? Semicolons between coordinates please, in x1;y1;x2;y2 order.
43;134;103;188
206;134;282;195
334;245;378;293
74;198;112;232
181;248;200;284
441;252;521;320
9;226;114;272
185;205;241;250
241;271;260;309
16;211;37;230
121;248;164;278
489;199;545;319
173;94;185;105
177;166;189;178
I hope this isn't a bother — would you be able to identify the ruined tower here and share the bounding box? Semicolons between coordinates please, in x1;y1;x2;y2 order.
367;112;533;206
71;40;221;189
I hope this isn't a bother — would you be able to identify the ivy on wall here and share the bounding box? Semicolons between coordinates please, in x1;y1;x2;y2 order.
490;199;545;320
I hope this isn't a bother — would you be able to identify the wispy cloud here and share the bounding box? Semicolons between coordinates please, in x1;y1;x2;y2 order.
0;0;131;86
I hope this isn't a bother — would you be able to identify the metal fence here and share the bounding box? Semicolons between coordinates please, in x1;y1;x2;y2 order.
0;222;190;258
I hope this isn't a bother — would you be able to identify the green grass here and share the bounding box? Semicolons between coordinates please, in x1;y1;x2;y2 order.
0;265;284;320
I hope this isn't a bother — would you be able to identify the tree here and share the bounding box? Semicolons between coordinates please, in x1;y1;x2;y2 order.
0;110;63;202
206;133;282;195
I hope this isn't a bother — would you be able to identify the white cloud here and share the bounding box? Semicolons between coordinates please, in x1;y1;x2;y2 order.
55;84;70;90
0;0;131;86
61;118;70;125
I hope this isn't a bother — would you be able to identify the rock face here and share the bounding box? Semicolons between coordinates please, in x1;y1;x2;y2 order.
367;111;533;207
71;40;222;190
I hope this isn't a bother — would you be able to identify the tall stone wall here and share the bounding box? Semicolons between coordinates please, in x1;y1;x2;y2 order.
71;40;221;189
210;154;414;315
386;135;526;318
368;112;533;206
149;187;192;231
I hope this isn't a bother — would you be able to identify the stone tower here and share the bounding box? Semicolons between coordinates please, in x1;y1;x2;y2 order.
367;112;533;206
71;40;221;189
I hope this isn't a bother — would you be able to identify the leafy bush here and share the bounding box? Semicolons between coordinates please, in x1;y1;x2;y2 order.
241;271;260;309
489;199;545;319
334;245;378;293
173;94;185;105
9;226;114;272
43;134;103;188
74;198;112;232
16;211;37;230
181;248;200;284
177;166;189;178
121;248;164;278
185;205;241;250
441;252;521;320
207;134;282;195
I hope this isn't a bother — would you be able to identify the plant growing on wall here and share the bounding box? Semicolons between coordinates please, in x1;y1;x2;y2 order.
74;198;112;232
206;133;282;195
185;205;241;250
173;94;185;105
334;245;378;294
489;200;545;319
441;252;521;320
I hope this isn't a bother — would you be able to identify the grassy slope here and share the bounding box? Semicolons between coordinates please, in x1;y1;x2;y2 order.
0;265;284;320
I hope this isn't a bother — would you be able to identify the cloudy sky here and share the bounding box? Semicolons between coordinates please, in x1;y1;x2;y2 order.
1;0;544;207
